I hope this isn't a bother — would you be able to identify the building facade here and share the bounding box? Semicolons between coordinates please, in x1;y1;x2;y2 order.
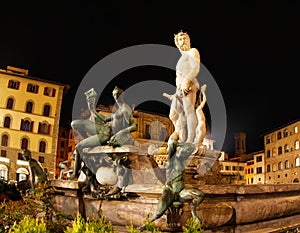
0;66;69;181
264;120;300;184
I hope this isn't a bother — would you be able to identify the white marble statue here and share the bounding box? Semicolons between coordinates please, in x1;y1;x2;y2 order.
173;31;201;143
194;84;207;147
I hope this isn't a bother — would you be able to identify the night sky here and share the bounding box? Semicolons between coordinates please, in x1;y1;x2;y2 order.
1;1;299;156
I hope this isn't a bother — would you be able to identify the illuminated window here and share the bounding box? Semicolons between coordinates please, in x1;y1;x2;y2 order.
43;104;51;116
278;147;283;155
0;168;8;181
295;141;299;150
277;132;282;140
256;156;262;162
295;126;298;134
38;122;50;135
285;160;290;169
296;158;300;167
272;148;277;156
3;116;11;128
6;98;14;109
1;135;8;147
43;87;56;97
27;83;39;93
7;80;20;90
278;162;283;170
21;138;28;149
39;141;46;153
25;101;33;113
284;144;289;153
256;167;262;174
20;119;33;132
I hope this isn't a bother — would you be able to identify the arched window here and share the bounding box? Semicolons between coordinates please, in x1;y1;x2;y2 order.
285;160;290;169
0;164;8;181
22;120;31;131
272;148;277;156
38;122;50;135
16;167;29;182
267;164;271;172
4;116;11;128
272;163;276;171
1;135;8;146
295;141;300;150
21;138;28;149
278;162;283;170
284;144;289;153
43;104;51;117
296;158;300;167
20;119;34;132
39;141;46;153
25;101;33;113
266;150;271;158
278;146;283;155
284;129;289;137
6;98;14;109
277;131;282;140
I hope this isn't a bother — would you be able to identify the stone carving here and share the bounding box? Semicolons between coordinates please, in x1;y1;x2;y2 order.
22;149;48;189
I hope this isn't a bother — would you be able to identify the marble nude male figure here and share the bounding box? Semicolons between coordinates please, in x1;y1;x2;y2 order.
173;30;201;143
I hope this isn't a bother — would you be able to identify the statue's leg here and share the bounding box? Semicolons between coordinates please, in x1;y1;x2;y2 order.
69;127;111;180
71;120;99;139
182;92;198;143
179;188;205;222
139;186;174;231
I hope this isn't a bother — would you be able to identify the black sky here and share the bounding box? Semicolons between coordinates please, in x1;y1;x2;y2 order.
1;1;299;156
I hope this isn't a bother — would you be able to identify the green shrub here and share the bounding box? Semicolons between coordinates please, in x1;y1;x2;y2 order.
126;216;161;233
8;215;46;233
182;217;204;233
64;212;116;233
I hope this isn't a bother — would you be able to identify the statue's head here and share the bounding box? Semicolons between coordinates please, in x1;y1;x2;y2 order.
174;30;191;51
112;86;124;101
22;149;31;161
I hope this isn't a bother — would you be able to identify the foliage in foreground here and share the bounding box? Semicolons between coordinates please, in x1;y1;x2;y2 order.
64;212;116;233
8;216;46;233
126;216;162;233
0;185;204;232
182;217;204;233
